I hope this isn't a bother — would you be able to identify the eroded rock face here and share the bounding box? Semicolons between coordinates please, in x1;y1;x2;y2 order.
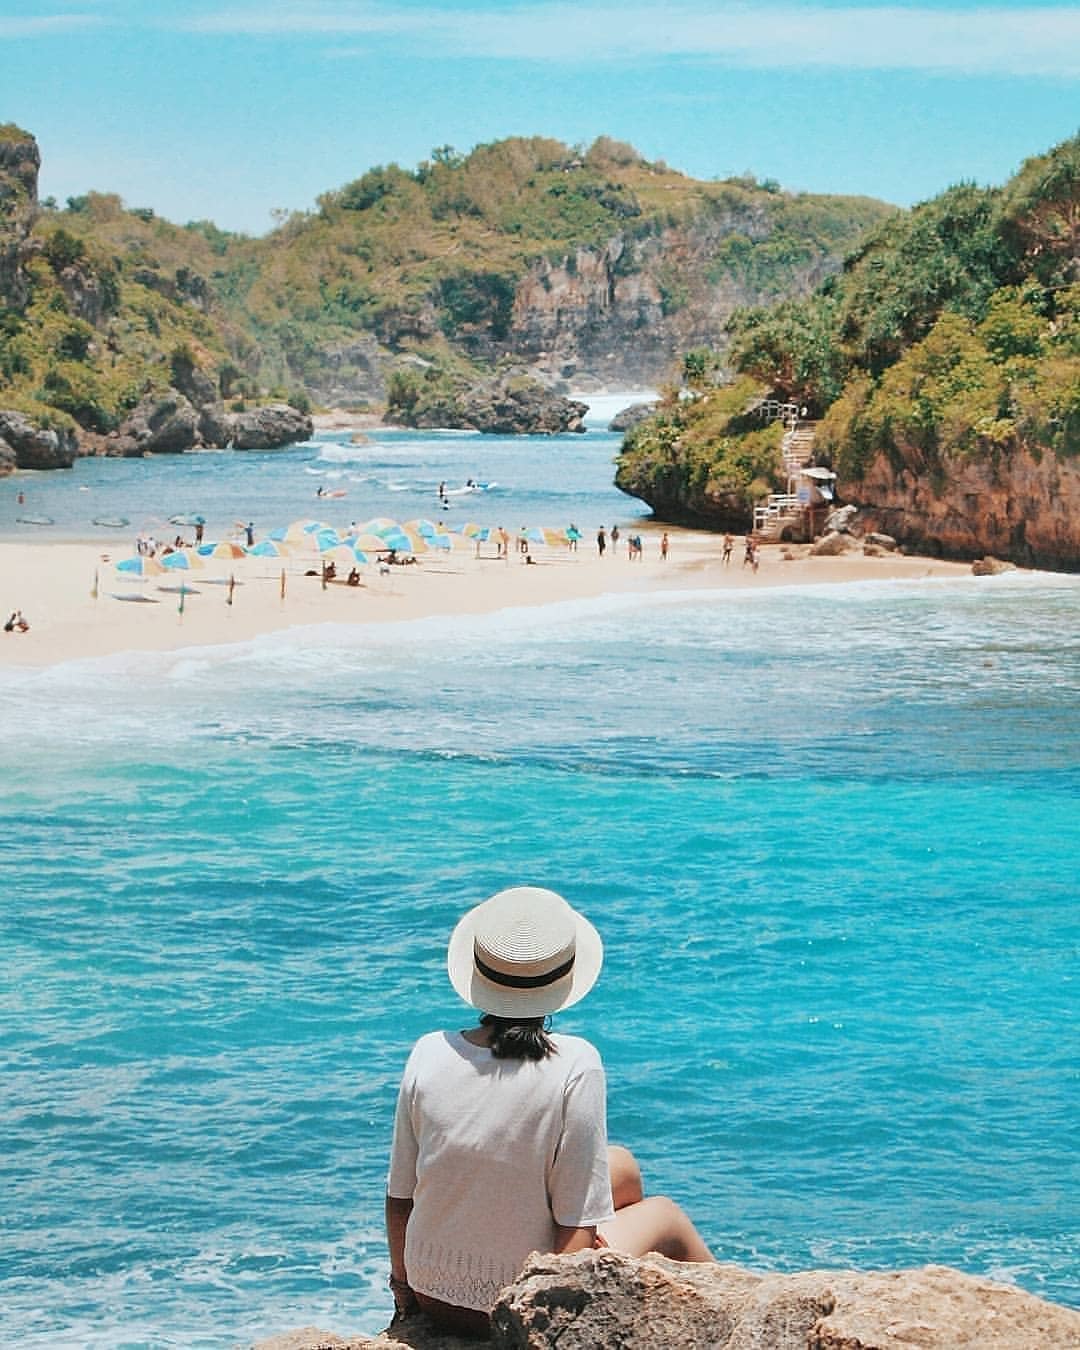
110;391;200;455
0;129;40;310
259;1254;1080;1350
0;409;78;469
0;434;16;476
839;444;1080;571
225;402;314;449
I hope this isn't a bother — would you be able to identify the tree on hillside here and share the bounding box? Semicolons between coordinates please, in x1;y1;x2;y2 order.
1000;133;1080;286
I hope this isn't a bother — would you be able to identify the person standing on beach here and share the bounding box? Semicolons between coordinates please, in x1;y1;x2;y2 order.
385;887;714;1338
611;524;620;552
245;522;255;547
722;534;733;565
660;532;669;561
597;527;607;557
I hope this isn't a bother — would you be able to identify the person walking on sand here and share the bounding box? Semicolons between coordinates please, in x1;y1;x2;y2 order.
743;535;755;569
245;522;255;547
660;531;669;561
722;533;733;565
386;887;714;1338
597;526;607;557
611;524;620;552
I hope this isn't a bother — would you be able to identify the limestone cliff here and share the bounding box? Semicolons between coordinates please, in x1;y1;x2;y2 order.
0;125;39;311
838;443;1080;571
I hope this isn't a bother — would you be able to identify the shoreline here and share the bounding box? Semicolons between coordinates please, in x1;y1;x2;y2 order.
0;529;981;670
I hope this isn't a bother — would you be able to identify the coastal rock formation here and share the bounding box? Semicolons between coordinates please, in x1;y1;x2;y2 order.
104;391;314;455
391;373;587;435
257;1253;1080;1350
0;126;40;310
608;401;658;432
838;443;1080;571
0;409;78;470
225;401;314;449
0;434;15;475
110;391;200;455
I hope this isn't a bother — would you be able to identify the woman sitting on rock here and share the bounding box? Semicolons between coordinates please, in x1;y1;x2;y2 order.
385;886;712;1338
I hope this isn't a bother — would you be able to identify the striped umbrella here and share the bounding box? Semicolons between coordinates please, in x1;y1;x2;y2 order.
197;541;246;560
160;549;204;570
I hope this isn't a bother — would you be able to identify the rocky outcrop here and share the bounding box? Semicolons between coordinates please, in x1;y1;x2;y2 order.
225;402;314;449
838;443;1080;572
0;127;39;310
109;391;200;455
258;1252;1080;1350
0;434;15;476
393;375;587;435
457;380;587;435
104;391;313;455
0;409;78;470
609;401;658;432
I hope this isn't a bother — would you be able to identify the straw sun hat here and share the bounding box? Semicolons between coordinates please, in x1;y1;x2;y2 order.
447;886;603;1019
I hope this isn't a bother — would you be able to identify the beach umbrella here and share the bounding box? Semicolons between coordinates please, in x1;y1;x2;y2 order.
115;555;164;577
357;517;399;534
461;522;486;537
160;550;204;571
197;541;246;560
404;518;439;538
351;548;369;565
542;528;570;548
316;529;345;552
426;532;452;551
522;526;546;545
246;539;292;558
351;532;391;553
284;518;332;541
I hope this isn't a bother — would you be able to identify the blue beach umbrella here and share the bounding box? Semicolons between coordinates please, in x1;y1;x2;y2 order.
115;554;164;577
246;539;292;558
160;550;204;571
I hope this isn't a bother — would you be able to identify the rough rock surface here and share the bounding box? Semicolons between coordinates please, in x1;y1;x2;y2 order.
397;377;587;435
0;129;40;310
257;1254;1080;1350
225;402;315;449
809;530;857;557
839;443;1080;571
609;401;658;432
110;391;200;455
0;409;78;470
971;556;1018;576
0;434;15;476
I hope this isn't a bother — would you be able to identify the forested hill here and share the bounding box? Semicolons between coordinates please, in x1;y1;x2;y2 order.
0;129;891;438
616;132;1080;569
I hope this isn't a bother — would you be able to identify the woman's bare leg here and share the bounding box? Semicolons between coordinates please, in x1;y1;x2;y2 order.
608;1145;644;1211
600;1195;713;1261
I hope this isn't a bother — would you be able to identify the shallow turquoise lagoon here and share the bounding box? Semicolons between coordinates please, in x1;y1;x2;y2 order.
0;432;1077;1345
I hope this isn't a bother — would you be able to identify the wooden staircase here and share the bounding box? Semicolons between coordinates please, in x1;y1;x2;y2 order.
753;419;819;541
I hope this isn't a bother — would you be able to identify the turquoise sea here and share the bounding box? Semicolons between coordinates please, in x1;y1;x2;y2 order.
1;413;1077;1347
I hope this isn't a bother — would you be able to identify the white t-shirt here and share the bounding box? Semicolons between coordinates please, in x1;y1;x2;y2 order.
387;1029;615;1311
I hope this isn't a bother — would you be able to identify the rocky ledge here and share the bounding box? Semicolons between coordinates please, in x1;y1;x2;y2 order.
256;1251;1079;1350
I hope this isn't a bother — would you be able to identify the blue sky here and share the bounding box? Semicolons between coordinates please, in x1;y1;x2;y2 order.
4;1;1078;234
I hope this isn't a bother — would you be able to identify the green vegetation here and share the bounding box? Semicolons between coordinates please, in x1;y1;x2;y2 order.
0;131;890;437
728;134;1080;451
620;132;1080;524
615;378;784;525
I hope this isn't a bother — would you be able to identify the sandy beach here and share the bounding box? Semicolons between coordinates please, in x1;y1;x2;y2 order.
0;528;974;669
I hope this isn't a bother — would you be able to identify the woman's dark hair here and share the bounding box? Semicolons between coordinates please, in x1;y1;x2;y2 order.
480;1013;556;1060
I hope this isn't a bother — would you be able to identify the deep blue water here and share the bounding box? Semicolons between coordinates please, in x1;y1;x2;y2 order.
0;422;1077;1347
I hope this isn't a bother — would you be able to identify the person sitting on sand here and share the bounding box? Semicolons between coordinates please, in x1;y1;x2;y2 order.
347;568;361;586
5;610;29;633
3;612;16;633
386;887;713;1338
